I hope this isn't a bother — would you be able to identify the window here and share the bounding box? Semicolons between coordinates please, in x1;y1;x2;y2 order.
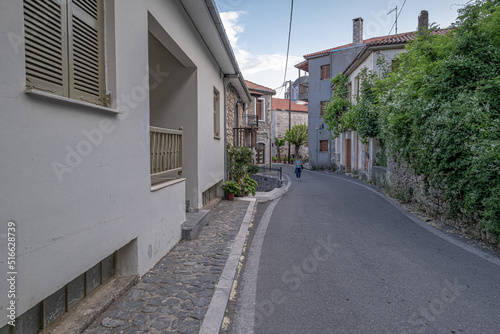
321;101;328;115
256;98;264;121
24;0;107;105
320;64;330;80
320;140;329;152
214;88;220;138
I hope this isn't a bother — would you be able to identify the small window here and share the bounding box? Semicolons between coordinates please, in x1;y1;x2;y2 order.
23;0;107;105
320;140;329;152
214;88;220;138
321;101;328;115
320;64;330;80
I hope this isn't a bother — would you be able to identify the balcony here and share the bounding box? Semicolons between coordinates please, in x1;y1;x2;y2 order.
150;126;183;181
298;83;309;101
245;114;259;128
233;127;257;149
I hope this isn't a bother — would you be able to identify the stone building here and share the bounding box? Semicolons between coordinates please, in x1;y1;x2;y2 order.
272;98;308;160
244;81;276;164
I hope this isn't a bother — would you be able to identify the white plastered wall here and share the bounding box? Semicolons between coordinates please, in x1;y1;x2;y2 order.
0;0;226;323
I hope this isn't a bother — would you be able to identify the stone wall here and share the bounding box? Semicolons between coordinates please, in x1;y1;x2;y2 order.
250;174;283;192
225;83;244;146
274;109;308;159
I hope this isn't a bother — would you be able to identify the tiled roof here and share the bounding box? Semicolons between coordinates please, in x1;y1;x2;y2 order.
272;98;308;113
343;28;453;74
245;80;276;95
299;28;452;64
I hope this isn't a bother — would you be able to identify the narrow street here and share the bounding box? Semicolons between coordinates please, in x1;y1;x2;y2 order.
224;166;500;334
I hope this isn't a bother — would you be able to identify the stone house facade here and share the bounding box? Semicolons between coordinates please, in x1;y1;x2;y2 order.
244;81;276;165
272;98;308;160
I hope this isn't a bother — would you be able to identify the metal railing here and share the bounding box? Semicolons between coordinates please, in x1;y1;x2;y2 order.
245;114;259;127
150;126;183;177
253;166;282;180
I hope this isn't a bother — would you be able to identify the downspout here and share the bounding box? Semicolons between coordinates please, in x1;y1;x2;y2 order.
223;77;230;181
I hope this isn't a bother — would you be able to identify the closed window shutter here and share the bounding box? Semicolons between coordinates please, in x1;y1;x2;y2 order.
24;0;68;96
68;0;104;105
256;100;262;120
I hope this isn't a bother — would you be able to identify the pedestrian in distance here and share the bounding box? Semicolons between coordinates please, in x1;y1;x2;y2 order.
295;155;303;180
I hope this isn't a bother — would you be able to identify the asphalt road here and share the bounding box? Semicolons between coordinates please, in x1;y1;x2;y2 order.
225;166;500;334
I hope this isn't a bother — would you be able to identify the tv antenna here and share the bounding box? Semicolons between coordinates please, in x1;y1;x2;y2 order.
387;6;398;35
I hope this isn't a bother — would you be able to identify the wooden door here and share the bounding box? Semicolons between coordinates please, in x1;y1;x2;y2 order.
256;143;265;164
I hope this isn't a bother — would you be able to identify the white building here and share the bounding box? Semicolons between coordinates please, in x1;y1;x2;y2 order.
0;0;249;332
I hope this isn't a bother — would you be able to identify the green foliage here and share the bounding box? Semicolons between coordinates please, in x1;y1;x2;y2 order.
243;174;258;196
227;144;254;183
322;74;351;137
274;137;286;161
247;164;260;174
285;124;308;158
370;0;500;239
222;180;241;194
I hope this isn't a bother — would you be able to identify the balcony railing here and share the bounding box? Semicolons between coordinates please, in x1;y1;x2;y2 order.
245;114;259;128
233;127;257;149
150;126;183;177
298;83;309;101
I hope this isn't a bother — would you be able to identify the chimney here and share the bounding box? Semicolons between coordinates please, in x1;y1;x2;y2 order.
353;17;363;46
418;10;429;35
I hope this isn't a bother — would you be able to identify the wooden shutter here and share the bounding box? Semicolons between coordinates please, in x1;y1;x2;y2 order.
68;0;105;105
256;100;262;120
320;140;328;152
321;101;328;115
24;0;68;96
321;65;330;80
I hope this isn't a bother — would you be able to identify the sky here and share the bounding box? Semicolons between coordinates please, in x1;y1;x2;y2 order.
214;0;469;97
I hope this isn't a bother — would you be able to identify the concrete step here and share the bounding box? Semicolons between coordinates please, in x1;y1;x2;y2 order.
182;198;221;240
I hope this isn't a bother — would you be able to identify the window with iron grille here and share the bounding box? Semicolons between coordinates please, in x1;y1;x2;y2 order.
214;88;220;138
320;64;330;80
320;140;328;152
23;0;107;106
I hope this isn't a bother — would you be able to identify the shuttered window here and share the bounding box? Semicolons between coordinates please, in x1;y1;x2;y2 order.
24;0;106;106
256;99;262;120
321;101;328;115
320;64;330;80
320;140;328;152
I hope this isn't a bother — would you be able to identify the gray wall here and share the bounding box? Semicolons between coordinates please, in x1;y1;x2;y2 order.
307;45;365;169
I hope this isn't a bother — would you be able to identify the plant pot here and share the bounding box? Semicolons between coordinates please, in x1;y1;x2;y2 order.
226;193;234;201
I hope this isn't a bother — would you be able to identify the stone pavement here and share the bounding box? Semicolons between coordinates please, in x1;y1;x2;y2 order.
84;199;251;334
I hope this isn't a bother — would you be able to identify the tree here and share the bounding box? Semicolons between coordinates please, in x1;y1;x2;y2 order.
285;124;308;159
274;137;286;162
226;144;253;184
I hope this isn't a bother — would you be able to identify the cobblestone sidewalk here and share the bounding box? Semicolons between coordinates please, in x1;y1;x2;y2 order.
84;200;250;334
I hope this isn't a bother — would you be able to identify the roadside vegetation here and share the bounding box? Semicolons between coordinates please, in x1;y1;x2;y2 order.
323;0;500;240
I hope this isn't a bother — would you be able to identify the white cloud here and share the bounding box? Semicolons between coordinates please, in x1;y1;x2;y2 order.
220;11;303;97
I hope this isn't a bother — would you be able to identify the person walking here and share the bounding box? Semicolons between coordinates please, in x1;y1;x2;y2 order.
294;155;303;180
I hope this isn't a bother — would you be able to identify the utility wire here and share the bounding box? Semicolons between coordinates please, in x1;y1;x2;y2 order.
282;0;294;85
388;0;407;35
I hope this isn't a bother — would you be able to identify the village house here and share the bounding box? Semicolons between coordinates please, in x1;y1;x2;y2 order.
335;11;450;179
242;80;276;165
0;0;248;332
271;98;309;160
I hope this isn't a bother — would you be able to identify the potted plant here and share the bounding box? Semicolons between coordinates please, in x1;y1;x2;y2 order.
282;156;287;164
222;180;241;201
290;158;295;165
272;156;277;163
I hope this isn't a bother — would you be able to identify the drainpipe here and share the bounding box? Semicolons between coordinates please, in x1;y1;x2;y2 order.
223;77;230;180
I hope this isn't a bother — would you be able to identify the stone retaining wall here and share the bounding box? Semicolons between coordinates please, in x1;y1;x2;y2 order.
250;174;283;192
